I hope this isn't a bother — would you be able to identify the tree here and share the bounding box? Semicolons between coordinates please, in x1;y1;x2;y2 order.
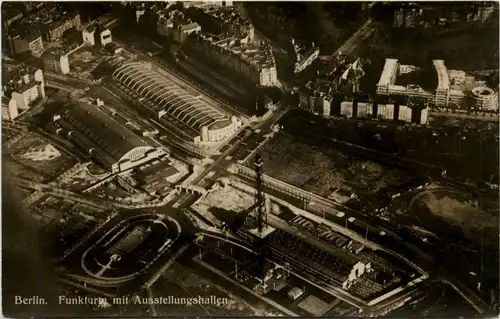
259;87;284;103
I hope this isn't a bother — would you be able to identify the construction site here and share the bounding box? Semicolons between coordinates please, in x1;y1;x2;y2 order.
189;155;427;316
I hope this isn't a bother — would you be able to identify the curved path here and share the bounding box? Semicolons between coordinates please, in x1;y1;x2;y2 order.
80;214;181;287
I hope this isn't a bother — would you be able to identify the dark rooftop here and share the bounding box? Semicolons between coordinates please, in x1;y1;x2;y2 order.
55;102;151;162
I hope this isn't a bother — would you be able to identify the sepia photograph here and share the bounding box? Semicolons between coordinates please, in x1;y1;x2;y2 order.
1;1;499;317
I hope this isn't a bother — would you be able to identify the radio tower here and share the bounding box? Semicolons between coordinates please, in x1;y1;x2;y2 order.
253;153;267;233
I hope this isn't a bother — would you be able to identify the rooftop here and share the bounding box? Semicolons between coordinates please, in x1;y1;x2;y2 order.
54;102;151;163
135;158;178;178
433;60;450;91
206;7;250;30
378;59;399;87
2;2;24;23
268;229;358;284
84;24;97;33
8;4;79;39
195;33;275;70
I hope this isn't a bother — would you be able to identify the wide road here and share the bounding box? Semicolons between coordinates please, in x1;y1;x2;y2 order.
320;15;377;74
163;107;289;212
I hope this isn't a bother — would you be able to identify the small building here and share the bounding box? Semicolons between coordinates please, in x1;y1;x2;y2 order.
288;287;305;301
82;24;97;46
292;39;320;74
7;30;44;57
398;104;412;122
328;188;352;204
133;158;181;195
2;96;19;120
42;50;70;75
351;241;365;254
3;5;24;33
100;29;112;46
299;81;332;116
2;64;45;111
340;101;354;118
82;24;112;47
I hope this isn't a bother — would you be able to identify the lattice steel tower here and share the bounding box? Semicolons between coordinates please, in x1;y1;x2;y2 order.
253;153;267;233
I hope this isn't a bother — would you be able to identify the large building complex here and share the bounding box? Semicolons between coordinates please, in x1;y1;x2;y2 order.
236;224;373;291
2;63;46;119
6;4;82;57
113;62;242;144
292;39;320;74
196;180;422;307
376;58;499;111
53;101;166;173
182;7;279;87
42;48;71;75
339;100;428;125
187;33;278;86
393;2;497;28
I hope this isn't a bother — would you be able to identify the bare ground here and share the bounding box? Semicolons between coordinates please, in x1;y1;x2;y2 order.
259;132;409;197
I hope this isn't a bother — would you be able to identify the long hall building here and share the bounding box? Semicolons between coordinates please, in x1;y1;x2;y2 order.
53;101;166;173
113;62;242;144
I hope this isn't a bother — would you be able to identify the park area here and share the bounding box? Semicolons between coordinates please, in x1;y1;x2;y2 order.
257;132;410;198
